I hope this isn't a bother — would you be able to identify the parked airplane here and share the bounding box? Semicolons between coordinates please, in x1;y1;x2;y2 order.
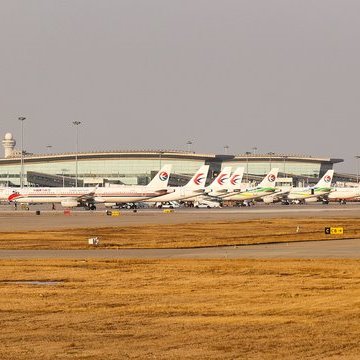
143;165;209;206
191;167;245;205
8;165;173;209
327;186;360;204
285;170;334;204
183;167;232;204
220;168;279;203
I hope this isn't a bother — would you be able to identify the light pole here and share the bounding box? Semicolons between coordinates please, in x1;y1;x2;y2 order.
268;152;275;171
186;140;193;152
252;147;257;155
46;145;52;153
356;156;359;184
245;151;251;183
18;116;26;188
283;156;288;178
61;168;68;188
224;145;229;155
72;121;81;187
159;151;164;169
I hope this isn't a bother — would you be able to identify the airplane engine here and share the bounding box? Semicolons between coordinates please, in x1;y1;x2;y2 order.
104;203;117;208
60;199;79;208
262;196;274;204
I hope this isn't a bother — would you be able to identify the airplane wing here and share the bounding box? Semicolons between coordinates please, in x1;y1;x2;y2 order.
214;189;228;194
76;185;99;202
275;187;292;197
155;188;176;195
193;189;205;194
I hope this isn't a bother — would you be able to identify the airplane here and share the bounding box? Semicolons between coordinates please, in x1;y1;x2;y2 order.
185;167;244;207
7;165;173;210
206;167;246;199
143;165;209;206
184;166;233;204
182;167;233;205
284;169;334;204
327;185;360;204
220;168;279;203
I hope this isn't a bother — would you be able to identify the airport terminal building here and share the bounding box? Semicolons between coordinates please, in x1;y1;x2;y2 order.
1;133;343;187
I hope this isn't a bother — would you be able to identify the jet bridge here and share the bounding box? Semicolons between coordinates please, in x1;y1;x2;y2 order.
27;171;84;187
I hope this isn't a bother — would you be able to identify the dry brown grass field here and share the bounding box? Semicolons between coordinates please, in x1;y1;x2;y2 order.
0;217;359;249
0;259;359;359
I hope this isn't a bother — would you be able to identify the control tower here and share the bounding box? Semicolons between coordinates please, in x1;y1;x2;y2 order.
2;133;16;158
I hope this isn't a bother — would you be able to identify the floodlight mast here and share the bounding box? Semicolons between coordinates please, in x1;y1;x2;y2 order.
72;121;81;187
18;116;26;188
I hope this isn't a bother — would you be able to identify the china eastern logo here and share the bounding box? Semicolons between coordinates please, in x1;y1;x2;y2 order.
8;192;21;201
217;174;228;185
194;173;205;185
230;174;241;185
268;174;276;182
159;172;169;181
324;175;331;183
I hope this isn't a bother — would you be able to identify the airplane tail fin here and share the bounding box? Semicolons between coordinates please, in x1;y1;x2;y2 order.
184;165;210;190
315;170;334;188
258;168;279;188
207;166;232;192
227;167;244;192
147;165;172;189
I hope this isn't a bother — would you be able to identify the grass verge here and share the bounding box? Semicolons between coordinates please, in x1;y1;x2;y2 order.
0;218;359;249
0;259;359;359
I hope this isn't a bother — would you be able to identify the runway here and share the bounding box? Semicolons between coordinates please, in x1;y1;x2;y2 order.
0;238;359;259
0;203;360;231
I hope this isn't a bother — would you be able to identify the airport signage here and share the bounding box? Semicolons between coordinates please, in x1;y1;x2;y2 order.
324;227;344;235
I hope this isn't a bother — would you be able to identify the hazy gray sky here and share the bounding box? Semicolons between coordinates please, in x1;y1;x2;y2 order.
1;0;359;172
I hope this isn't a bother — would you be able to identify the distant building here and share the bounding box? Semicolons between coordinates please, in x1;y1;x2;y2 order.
2;133;16;158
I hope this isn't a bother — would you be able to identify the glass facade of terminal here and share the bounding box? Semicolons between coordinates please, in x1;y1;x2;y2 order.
0;156;205;186
222;160;323;177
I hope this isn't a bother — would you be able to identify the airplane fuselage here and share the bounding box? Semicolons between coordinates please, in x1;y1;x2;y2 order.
8;187;90;203
222;187;276;201
287;187;331;200
94;186;169;203
327;188;360;201
8;186;170;204
143;187;203;202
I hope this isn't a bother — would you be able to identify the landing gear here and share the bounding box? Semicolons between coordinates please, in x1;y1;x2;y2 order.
85;204;97;210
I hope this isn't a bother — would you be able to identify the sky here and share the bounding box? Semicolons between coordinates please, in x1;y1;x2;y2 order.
0;0;359;172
